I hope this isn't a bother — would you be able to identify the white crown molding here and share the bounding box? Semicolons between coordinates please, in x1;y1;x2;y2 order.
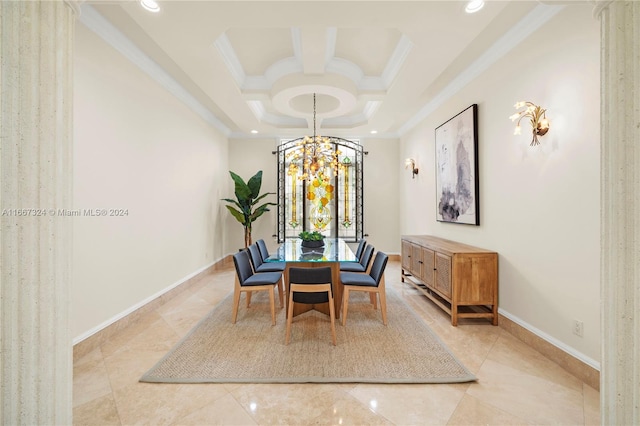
325;56;366;87
358;76;388;92
323;114;368;128
499;308;601;371
320;101;381;128
398;3;565;136
213;32;246;88
246;100;266;121
226;28;304;92
242;75;271;92
260;57;304;89
325;27;337;66
291;27;303;59
247;101;307;127
363;100;382;118
80;4;231;136
381;34;413;88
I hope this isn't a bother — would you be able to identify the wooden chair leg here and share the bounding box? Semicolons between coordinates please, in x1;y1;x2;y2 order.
277;277;284;308
328;291;337;346
246;291;252;308
379;279;387;326
269;286;276;326
341;287;350;326
285;289;295;344
370;292;377;309
232;282;241;324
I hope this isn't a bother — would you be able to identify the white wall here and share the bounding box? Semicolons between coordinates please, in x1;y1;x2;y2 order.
360;138;400;254
400;6;600;364
227;137;400;256
73;25;229;340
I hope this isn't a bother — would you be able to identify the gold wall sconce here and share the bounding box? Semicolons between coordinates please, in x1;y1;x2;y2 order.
405;158;419;178
509;101;550;146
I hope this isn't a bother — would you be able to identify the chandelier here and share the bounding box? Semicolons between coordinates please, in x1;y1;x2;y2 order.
286;93;343;181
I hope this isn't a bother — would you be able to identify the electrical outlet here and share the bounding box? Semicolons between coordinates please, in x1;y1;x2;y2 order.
573;320;584;337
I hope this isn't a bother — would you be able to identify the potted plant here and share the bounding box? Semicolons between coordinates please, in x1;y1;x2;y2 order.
298;231;325;248
222;170;276;249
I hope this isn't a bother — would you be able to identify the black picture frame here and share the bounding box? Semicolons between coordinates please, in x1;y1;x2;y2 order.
435;104;479;225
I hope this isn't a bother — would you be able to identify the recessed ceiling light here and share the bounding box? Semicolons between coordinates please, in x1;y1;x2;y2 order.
465;0;484;14
370;130;378;134
140;0;160;13
251;130;258;134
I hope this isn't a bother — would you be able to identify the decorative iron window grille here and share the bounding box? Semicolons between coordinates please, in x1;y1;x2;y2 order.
275;138;364;243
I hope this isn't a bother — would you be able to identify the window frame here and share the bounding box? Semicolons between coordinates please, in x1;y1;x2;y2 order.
275;137;364;243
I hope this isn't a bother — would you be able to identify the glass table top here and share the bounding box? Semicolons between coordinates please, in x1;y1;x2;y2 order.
265;238;358;263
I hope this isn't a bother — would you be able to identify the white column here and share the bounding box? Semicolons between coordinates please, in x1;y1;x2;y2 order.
595;1;640;424
0;1;77;424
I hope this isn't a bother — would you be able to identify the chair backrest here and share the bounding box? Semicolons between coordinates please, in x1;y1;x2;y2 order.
256;239;270;261
354;239;367;260
359;244;375;270
247;244;264;271
232;250;254;285
368;251;389;287
289;267;332;304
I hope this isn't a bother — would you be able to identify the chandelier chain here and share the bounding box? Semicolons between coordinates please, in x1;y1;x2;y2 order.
313;93;317;141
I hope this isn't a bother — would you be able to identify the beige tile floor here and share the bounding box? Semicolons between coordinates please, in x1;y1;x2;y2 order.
73;260;601;425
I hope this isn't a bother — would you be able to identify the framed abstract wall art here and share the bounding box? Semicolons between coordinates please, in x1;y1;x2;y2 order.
435;104;479;225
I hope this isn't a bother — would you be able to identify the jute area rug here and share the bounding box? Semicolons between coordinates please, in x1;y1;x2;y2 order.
140;288;476;384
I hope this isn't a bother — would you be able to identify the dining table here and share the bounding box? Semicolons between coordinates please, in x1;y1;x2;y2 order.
264;238;358;319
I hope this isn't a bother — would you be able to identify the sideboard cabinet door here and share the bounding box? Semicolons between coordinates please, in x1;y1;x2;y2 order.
401;240;412;272
435;252;452;298
421;247;436;289
410;243;423;279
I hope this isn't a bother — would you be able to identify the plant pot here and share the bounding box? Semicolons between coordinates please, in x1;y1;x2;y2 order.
299;250;324;260
301;239;324;249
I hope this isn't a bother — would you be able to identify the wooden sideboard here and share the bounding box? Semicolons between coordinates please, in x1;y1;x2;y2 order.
401;235;498;326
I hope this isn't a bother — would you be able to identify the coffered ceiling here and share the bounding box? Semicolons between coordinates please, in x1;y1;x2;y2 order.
80;1;568;139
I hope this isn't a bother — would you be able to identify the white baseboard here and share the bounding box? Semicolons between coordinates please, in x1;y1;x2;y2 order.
498;308;601;371
72;258;223;345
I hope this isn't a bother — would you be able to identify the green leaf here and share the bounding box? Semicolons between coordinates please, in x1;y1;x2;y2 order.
250;202;276;222
221;198;242;209
246;171;263;199
251;192;276;207
225;205;247;225
229;171;252;203
298;231;324;241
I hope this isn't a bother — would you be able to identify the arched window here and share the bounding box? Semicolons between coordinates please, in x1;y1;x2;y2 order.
276;137;364;243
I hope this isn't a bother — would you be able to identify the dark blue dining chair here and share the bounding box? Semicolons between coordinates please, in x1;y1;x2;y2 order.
256;239;271;261
340;251;389;326
248;243;286;272
353;239;367;261
340;244;374;273
232;250;283;325
286;267;336;346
